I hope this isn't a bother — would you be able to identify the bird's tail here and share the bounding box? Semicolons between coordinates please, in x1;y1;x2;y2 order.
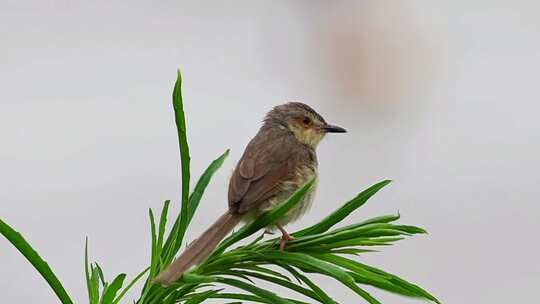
154;210;241;285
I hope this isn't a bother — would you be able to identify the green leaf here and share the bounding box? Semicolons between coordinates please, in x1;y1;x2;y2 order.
355;213;401;226
254;251;382;304
314;237;405;249
392;225;428;234
0;219;74;304
101;273;126;304
329;248;375;255
112;267;149;304
316;254;416;297
90;264;100;304
210;293;310;304
174;68;191;245
223;269;322;303
99;282;108;304
161;149;229;270
149;208;158;278
212;276;294;304
212;270;256;284
163;69;192;265
286;223;399;250
316;254;440;303
212;178;315;256
294;180;392;237
187;149;230;225
237;264;292;283
94;262;106;286
85;238;92;303
208;293;270;304
277;265;337;304
326;213;401;235
184;289;221;304
157;200;171;259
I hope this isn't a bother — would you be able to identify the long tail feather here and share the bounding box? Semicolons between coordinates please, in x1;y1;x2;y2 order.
154;210;241;285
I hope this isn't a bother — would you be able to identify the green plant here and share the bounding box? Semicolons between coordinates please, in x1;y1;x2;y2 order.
0;70;439;304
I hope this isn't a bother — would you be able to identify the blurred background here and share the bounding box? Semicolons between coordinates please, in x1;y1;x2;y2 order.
1;1;539;303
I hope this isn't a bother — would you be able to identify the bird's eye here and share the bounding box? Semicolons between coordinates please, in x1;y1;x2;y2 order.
302;117;311;125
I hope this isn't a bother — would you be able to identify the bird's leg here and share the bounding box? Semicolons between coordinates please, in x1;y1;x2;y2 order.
276;223;294;251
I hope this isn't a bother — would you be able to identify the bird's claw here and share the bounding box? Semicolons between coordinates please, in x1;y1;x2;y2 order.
279;232;294;251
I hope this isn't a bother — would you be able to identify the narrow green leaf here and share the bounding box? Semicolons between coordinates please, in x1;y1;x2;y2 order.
173;68;191;251
212;276;294;304
392;225;428;234
99;282;108;304
208;292;312;304
149;209;158;278
255;251;382;304
348;271;418;297
162;69;192;265
274;262;303;284
286;223;397;250
85;238;92;303
187;149;230;225
237;264;292;282
326;213;401;235
90;265;100;304
315;254;416;297
294;180;392;237
160;151;229;268
157;200;171;257
211;178;315;256
329;248;375;255
182;273;216;284
276;264;337;304
243;233;266;249
360;229;408;238
208;293;270;304
94;262;106;286
224;269;322;303
112;267;149;304
356;213;401;226
313;237;404;250
316;254;440;303
212;270;256;284
184;289;221;304
101;274;126;304
0;219;74;304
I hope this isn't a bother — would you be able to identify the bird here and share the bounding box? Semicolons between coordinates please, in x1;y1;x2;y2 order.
154;102;346;285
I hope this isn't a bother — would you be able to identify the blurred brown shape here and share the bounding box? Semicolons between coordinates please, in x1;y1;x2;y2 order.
314;2;441;110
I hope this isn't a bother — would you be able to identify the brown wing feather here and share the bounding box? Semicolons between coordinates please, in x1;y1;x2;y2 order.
228;129;298;214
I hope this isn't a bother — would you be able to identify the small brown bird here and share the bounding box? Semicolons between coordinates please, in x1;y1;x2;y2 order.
154;102;346;285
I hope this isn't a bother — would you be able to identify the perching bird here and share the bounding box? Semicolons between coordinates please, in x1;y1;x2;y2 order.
154;102;346;285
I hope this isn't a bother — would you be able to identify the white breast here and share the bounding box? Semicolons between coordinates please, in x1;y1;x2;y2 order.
241;164;318;230
268;165;319;227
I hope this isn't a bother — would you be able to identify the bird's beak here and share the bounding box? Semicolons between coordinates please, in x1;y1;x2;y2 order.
323;124;347;133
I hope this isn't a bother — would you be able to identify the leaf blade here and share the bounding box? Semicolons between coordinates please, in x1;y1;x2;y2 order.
294;180;392;237
187;149;230;225
0;219;74;304
101;273;126;304
211;178;315;257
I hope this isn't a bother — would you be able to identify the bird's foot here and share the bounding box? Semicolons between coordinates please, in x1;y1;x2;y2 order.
279;233;294;251
277;224;294;251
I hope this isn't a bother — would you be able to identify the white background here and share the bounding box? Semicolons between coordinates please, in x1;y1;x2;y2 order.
1;1;539;303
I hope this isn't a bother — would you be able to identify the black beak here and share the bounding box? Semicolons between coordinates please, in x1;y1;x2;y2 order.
323;124;347;133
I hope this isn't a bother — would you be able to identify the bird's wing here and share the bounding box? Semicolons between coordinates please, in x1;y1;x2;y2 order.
228;131;299;214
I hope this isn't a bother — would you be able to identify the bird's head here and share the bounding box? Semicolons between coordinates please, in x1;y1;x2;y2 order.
265;102;347;148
